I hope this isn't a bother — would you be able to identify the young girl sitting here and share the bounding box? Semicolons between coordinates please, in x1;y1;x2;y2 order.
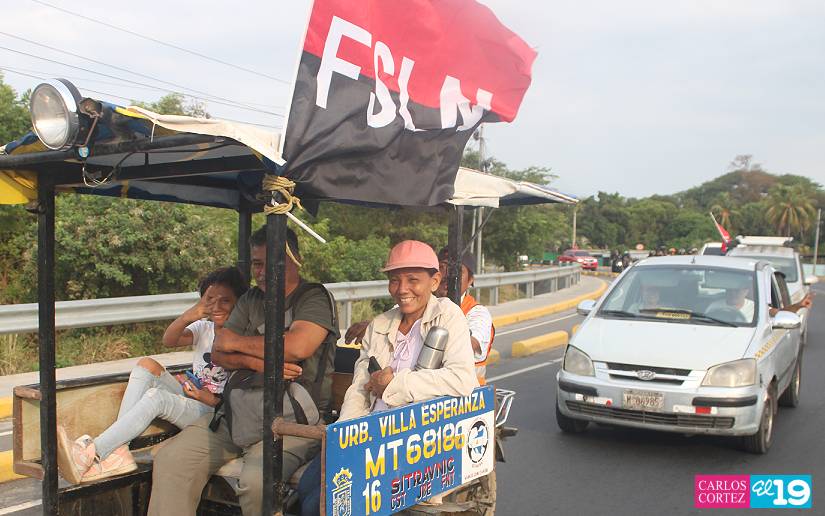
56;266;248;483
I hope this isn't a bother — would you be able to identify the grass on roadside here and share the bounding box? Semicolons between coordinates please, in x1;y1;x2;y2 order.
0;322;170;376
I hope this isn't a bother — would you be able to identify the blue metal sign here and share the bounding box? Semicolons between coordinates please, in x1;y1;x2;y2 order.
325;386;495;516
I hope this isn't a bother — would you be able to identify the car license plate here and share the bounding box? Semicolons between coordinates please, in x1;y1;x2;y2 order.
623;389;664;411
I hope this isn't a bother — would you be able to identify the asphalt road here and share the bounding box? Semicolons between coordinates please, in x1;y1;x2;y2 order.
494;283;825;516
0;306;586;514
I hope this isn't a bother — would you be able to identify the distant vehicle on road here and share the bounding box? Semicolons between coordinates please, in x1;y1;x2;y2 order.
728;238;817;344
556;255;803;454
700;242;725;255
558;249;598;270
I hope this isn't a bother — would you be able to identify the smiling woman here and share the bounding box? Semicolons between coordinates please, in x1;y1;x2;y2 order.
337;240;477;422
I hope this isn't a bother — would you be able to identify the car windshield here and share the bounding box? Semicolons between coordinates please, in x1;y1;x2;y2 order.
735;255;798;283
598;265;758;327
574;251;591;257
702;246;724;256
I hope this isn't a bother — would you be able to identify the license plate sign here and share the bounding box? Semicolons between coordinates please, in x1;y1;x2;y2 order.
623;389;664;411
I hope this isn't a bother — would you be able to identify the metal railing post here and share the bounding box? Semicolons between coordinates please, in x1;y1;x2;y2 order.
491;287;499;305
526;281;535;298
237;206;253;283
343;301;353;331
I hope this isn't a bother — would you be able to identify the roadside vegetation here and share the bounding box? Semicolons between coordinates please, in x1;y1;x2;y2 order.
1;75;822;374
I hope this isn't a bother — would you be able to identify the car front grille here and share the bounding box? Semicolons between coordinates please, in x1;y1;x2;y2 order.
605;362;691;386
566;401;735;429
607;374;684;385
606;363;691;376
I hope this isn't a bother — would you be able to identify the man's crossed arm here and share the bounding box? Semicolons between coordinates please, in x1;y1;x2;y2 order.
211;320;330;376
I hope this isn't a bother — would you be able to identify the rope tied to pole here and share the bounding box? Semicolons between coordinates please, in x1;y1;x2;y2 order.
262;175;303;216
262;174;303;267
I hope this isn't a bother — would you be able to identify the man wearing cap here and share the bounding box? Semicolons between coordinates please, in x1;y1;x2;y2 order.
148;226;339;516
435;248;495;384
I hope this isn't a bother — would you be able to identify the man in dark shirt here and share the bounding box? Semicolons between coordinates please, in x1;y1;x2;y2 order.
148;227;338;516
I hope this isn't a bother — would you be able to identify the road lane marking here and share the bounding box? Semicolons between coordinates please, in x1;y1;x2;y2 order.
0;500;41;515
487;358;562;382
0;431;11;438
497;314;578;336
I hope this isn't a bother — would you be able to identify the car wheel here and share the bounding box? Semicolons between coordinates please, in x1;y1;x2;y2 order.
779;358;802;408
556;399;589;433
742;387;776;454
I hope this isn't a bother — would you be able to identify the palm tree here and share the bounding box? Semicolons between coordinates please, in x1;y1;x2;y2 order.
766;185;816;238
710;192;739;232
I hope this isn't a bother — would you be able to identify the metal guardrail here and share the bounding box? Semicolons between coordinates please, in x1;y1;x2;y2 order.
0;265;581;334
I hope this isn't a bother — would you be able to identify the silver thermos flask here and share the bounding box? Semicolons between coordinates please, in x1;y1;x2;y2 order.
414;326;449;370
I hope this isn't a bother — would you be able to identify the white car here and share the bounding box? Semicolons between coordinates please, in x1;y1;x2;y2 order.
700;242;725;256
727;242;816;344
556;256;803;454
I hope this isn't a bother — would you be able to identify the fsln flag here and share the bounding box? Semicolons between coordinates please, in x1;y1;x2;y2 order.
281;0;537;206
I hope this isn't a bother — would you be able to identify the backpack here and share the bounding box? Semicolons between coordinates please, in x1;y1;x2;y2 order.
210;283;337;448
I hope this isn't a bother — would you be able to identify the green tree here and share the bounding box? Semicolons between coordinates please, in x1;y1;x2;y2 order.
132;93;208;117
0;73;31;145
577;192;629;249
483;204;567;270
5;196;235;303
626;199;677;248
710;192;739;232
661;211;717;249
766;185;816;238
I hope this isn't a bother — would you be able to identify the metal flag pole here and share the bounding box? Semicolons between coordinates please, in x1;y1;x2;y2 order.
263;193;288;516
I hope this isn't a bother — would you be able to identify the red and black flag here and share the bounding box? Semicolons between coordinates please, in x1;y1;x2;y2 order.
281;0;537;206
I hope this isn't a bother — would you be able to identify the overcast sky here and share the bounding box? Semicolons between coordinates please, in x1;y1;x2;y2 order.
3;0;824;199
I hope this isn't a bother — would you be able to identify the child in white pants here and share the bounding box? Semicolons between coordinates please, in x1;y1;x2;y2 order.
56;266;247;484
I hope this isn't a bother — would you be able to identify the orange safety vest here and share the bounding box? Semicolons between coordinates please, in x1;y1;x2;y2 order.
460;294;495;385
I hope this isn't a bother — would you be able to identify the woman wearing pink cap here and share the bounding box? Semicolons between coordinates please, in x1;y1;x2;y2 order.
298;241;478;515
338;240;478;421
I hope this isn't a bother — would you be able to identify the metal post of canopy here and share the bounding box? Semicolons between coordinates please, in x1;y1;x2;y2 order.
237;206;253;283
447;206;464;304
263;210;287;515
37;175;59;514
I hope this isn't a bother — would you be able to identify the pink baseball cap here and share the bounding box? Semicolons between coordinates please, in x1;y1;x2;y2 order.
382;240;439;272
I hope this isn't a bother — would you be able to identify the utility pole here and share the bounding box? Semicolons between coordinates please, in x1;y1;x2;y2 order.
475;125;485;274
572;205;578;249
814;208;821;275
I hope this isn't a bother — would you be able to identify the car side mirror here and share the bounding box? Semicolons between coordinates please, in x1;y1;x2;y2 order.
804;276;819;285
772;311;801;330
577;299;596;316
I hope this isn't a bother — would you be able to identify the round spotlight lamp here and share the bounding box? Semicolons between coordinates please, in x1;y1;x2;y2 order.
30;79;83;150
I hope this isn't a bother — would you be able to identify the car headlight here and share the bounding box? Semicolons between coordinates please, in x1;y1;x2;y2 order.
30;79;82;150
563;345;594;376
701;359;756;387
